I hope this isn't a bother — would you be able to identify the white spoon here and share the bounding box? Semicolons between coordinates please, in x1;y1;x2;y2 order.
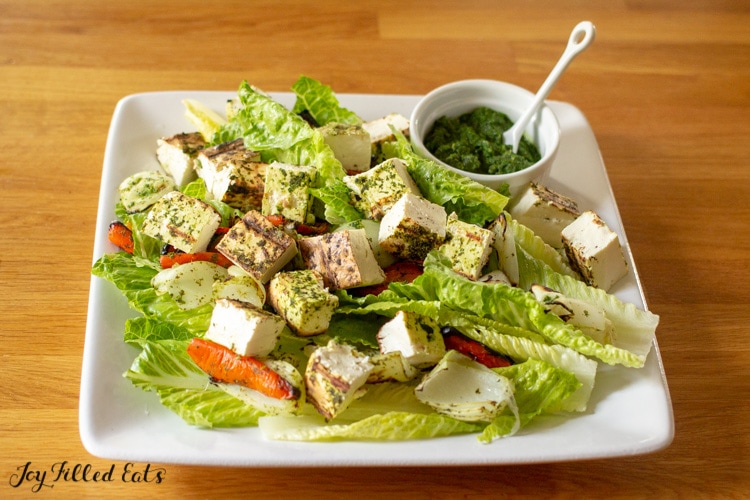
503;20;596;153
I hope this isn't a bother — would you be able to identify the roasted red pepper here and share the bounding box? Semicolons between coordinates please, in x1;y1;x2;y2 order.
442;328;513;368
107;221;134;254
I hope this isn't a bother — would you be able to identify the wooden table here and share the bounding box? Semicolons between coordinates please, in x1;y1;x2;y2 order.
2;1;748;498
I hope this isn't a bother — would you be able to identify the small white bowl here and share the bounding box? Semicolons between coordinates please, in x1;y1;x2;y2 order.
409;79;560;195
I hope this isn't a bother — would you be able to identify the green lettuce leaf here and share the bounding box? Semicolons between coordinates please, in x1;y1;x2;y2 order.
440;310;596;412
517;248;659;358
125;339;263;428
387;131;509;226
309;179;363;223
213;80;316;150
92;252;213;336
479;358;581;443
508;213;579;278
123;317;194;345
409;252;646;368
291;75;363;126
259;411;483;442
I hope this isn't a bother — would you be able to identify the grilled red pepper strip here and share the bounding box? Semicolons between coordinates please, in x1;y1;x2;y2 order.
159;251;233;269
107;221;134;254
442;331;513;368
187;338;299;400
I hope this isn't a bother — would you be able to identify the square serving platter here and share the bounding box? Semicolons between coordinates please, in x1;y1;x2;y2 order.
80;91;674;466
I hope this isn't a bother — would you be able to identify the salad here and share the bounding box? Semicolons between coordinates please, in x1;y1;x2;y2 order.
91;76;659;444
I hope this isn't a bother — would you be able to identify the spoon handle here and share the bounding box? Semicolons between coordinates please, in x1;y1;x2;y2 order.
506;21;596;153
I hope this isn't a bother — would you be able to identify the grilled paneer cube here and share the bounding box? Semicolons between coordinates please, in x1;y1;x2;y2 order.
319;122;372;173
378;192;447;261
509;182;581;248
118;170;177;213
141;191;221;253
334;219;396;269
343;158;420;220
216;210;298;283
561;210;628;291
376;310;446;368
298;228;385;290
156;132;206;187
439;212;495;280
261;162;317;224
197;138;266;213
362;113;410;165
305;340;373;420
366;350;418;383
268;270;338;336
204;298;286;357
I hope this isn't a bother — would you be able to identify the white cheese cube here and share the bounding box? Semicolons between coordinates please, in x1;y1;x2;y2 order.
305;340;373;420
319;122;372;173
118;170;177;213
343;158;420;220
204;298;286;357
378;192;447;261
268;270;339;336
216;210;298;283
141;191;221;253
197;138;266;213
509;182;581;248
299;228;385;290
362;113;410;164
561;210;628;291
376;310;446;368
439;213;495;280
261;162;317;224
366;351;418;383
156;132;206;187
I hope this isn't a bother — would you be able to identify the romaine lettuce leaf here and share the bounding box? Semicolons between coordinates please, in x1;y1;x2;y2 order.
387;131;509;226
479;358;581;443
408;252;647;368
508;213;579;278
440;310;596;412
259;412;483;442
213;80;316;151
123;317;194;345
517;248;659;358
125;339;263;428
92;252;213;336
309;179;363;223
291;75;363;126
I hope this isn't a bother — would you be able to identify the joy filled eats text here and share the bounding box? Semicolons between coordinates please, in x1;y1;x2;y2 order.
8;461;165;492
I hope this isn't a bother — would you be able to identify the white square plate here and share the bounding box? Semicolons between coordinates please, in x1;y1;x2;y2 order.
80;91;673;466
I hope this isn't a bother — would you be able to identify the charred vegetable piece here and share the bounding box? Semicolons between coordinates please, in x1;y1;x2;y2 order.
159;251;233;269
441;327;513;369
107;221;134;254
187;337;299;400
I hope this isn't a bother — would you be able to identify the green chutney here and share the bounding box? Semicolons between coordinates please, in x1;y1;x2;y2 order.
423;106;541;175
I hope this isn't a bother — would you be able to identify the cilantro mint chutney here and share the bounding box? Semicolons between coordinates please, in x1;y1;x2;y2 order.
423;106;541;175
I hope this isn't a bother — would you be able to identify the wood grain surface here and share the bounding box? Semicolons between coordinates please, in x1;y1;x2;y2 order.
1;1;748;498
